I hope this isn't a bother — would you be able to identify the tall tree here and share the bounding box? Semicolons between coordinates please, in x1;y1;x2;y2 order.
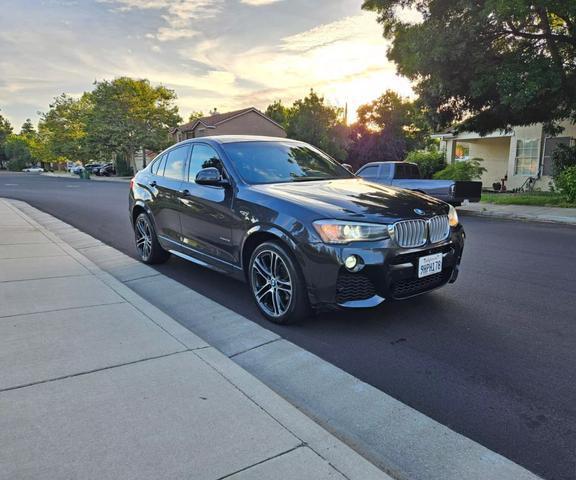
85;77;182;169
20;119;36;137
347;91;431;169
362;0;576;134
288;91;348;160
0;111;13;169
39;93;91;164
265;100;290;128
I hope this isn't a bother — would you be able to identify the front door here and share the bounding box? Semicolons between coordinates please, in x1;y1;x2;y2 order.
150;144;190;242
177;143;237;265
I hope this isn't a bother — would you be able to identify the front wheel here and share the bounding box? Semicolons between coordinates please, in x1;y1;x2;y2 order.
134;212;170;264
248;242;310;324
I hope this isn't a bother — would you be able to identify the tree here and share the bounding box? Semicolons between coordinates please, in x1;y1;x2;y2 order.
362;1;576;134
0;111;13;169
265;100;290;128
405;149;446;178
85;77;182;169
4;134;32;170
187;111;204;123
20;119;36;137
39;94;91;165
347;91;431;169
287;90;348;160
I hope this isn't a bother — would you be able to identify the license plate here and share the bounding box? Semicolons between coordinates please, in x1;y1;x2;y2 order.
418;253;443;278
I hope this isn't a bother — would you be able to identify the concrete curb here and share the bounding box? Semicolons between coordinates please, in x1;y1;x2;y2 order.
41;172;131;183
459;206;576;226
8;199;544;480
3;199;390;480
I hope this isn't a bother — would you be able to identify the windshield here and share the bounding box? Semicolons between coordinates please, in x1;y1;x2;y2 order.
221;141;354;185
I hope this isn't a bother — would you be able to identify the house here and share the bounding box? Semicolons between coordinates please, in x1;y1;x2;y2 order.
172;107;286;142
434;120;576;191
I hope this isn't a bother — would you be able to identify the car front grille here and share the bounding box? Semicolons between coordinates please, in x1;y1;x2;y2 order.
428;215;450;244
391;270;451;299
336;272;376;303
393;215;450;248
393;219;427;248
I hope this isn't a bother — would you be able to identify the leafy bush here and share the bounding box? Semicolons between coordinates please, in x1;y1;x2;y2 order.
556;166;576;203
433;158;487;181
552;144;576;180
405;149;446;178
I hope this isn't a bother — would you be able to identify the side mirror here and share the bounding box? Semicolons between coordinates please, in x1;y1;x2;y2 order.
341;163;354;173
196;167;228;186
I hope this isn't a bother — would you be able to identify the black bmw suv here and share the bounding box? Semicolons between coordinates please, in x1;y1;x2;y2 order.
129;136;465;324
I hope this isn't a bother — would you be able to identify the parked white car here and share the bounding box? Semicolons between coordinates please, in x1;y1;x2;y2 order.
22;167;45;172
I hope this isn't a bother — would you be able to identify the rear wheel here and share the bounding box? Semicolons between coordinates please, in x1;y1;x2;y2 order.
134;212;170;264
249;241;310;324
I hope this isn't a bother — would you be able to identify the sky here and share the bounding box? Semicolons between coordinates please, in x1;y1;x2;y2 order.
0;0;415;130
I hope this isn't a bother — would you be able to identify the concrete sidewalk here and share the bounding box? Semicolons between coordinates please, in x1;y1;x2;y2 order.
0;199;389;480
459;201;576;225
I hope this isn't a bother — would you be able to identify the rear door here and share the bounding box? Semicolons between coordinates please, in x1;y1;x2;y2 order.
177;143;238;265
150;144;190;242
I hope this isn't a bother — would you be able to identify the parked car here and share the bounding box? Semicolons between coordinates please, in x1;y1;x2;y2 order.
71;165;84;175
98;163;116;176
84;163;102;174
22;167;44;172
129;136;465;324
356;161;482;205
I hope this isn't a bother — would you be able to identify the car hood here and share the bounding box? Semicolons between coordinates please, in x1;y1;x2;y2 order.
253;178;448;222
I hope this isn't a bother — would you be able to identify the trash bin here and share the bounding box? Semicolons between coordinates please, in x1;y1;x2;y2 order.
80;169;90;180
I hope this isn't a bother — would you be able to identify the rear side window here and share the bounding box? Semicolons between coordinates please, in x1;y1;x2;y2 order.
395;164;420;179
151;154;166;175
358;165;379;178
163;145;190;180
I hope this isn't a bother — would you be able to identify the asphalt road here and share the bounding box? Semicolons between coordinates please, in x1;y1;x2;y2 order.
2;172;575;480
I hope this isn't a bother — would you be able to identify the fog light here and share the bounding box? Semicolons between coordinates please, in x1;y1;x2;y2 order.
344;255;358;271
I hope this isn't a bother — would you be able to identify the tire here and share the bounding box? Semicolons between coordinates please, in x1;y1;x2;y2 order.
134;212;170;264
248;241;310;324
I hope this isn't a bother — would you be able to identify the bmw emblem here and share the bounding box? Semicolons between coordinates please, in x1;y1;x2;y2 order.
414;208;426;216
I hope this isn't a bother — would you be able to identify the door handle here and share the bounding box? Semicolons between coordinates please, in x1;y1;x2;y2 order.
181;189;191;197
149;180;157;187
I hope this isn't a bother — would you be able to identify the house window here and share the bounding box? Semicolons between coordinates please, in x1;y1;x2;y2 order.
515;139;539;176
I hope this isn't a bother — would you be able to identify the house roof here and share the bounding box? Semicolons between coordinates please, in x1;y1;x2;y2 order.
176;107;284;133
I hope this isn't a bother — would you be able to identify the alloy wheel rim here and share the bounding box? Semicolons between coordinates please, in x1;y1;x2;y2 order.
135;217;153;260
251;250;293;318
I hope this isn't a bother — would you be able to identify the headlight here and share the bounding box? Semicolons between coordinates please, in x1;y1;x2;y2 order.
313;220;389;244
448;204;459;227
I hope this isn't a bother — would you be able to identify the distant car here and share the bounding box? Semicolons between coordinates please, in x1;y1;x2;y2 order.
356;161;482;206
98;163;116;176
22;167;44;172
85;163;103;174
72;165;84;175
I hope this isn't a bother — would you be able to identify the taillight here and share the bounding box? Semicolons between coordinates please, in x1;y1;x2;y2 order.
130;177;135;189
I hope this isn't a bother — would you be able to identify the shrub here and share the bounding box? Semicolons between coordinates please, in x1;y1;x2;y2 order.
552;144;576;180
405;149;446;179
556;166;576;203
433;158;487;181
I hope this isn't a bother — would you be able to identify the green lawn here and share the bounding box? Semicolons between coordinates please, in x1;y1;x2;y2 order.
481;192;576;208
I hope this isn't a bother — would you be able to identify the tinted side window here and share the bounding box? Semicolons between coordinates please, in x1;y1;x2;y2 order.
380;163;392;177
151;154;166;175
188;144;223;182
163;145;189;180
395;164;420;179
358;165;379;178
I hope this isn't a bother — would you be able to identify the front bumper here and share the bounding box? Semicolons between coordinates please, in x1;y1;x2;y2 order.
296;225;465;309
